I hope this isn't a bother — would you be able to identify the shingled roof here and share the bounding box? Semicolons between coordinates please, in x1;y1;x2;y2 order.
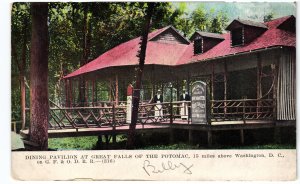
64;15;295;79
190;31;224;40
64;27;190;78
177;15;295;65
226;18;268;30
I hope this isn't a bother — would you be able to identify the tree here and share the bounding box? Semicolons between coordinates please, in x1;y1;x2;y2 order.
191;5;209;31
126;3;155;149
11;3;30;128
264;12;274;22
29;2;49;150
208;11;229;33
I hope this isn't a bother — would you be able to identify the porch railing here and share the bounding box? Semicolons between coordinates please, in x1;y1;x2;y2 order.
137;101;191;124
24;98;274;130
211;99;275;121
48;106;126;129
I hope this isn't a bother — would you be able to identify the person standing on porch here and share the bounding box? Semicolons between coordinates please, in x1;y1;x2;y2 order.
180;88;191;120
153;89;163;119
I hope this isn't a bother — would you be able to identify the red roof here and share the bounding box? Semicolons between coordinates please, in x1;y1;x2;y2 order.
64;26;189;78
64;16;295;79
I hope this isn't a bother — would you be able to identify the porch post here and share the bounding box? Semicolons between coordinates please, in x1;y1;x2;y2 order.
211;63;215;117
170;82;173;124
109;78;113;102
257;54;262;99
85;79;88;106
64;79;69;107
240;129;245;145
176;79;180;116
207;130;213;147
211;62;215;102
187;72;191;94
69;79;72;107
224;61;228;116
92;78;95;106
257;54;262;117
115;74;119;105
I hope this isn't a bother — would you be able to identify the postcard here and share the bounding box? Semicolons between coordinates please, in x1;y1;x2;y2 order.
11;1;296;181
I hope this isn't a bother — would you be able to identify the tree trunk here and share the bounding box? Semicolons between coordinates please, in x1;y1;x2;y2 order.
126;3;155;149
20;17;28;130
29;3;49;150
78;4;91;106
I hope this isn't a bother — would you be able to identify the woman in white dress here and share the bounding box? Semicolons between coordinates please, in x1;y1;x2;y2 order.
153;89;163;120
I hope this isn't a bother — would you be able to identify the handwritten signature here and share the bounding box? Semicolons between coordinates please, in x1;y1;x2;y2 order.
142;160;193;176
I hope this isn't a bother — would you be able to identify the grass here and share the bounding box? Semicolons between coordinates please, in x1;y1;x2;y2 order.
48;136;98;150
48;136;295;150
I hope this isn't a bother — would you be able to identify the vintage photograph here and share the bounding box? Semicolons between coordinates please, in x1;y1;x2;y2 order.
11;1;296;180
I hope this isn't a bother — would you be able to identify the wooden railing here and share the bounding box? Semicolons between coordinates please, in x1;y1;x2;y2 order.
48;106;126;129
24;98;274;130
137;101;191;124
24;101;191;129
61;101;127;107
211;99;275;122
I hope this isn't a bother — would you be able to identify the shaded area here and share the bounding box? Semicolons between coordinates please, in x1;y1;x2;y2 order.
45;127;295;150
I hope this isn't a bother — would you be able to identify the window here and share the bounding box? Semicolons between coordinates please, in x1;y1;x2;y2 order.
231;27;243;46
194;38;203;54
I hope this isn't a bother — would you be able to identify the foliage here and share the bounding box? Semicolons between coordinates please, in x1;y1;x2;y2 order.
264;12;275;22
11;2;229;121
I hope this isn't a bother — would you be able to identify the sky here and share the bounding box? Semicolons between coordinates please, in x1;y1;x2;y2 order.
173;2;296;22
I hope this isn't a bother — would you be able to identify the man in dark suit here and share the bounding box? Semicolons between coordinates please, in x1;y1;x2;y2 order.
180;89;191;101
153;89;163;103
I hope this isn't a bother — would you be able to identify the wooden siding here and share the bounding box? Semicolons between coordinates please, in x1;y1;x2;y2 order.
277;48;296;120
150;28;188;44
244;25;266;44
203;37;223;53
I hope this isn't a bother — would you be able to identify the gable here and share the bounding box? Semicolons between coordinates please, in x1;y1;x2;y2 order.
278;16;295;33
149;27;190;44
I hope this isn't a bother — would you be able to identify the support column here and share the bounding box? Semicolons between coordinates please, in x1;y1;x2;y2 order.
115;74;119;105
257;54;262;118
257;54;262;99
96;135;103;149
69;79;73;107
211;63;215;102
211;63;215;118
85;80;88;106
240;129;245;145
105;134;109;148
92;78;95;106
189;130;193;144
95;78;98;105
170;83;173;124
207;131;213;147
64;80;69;107
109;78;113;102
187;72;191;94
224;61;228;117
